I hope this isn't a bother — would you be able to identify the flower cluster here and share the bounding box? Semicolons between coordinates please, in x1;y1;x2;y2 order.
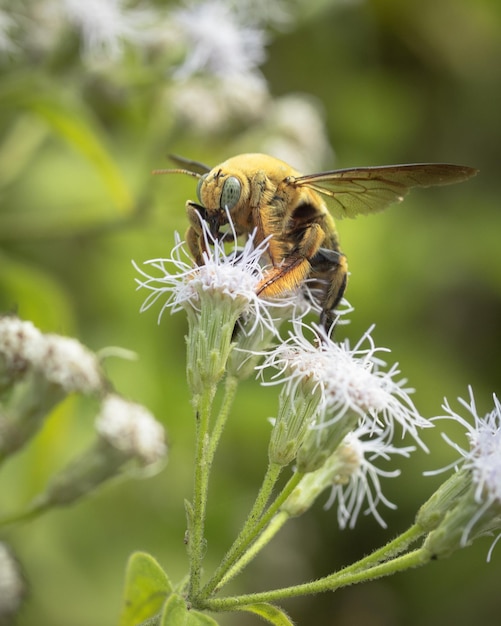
135;218;319;392
0;315;103;394
136;216;430;529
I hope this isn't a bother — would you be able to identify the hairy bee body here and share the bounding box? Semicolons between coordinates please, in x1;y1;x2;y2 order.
156;153;477;328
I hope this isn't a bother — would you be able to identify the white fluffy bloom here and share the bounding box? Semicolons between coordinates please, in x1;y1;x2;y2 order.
324;426;415;529
31;334;103;394
134;216;299;336
260;94;335;173
0;316;102;393
96;394;167;465
260;320;430;446
61;0;158;60
170;74;270;134
172;0;267;82
0;316;44;372
437;388;501;558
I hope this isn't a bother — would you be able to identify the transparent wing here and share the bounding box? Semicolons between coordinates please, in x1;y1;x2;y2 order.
168;154;211;175
291;163;477;219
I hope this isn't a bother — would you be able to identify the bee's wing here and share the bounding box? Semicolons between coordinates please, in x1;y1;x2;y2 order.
291;163;477;219
168;154;212;175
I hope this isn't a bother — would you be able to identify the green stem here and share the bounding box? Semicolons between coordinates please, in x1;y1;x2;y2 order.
217;511;290;589
188;384;217;598
202;469;304;596
200;462;283;598
333;523;424;577
204;545;431;611
207;375;239;466
0;501;50;529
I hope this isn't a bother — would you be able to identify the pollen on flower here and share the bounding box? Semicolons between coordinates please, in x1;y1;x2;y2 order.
96;394;167;465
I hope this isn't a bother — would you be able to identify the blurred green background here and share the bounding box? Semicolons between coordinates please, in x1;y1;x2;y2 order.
1;0;500;624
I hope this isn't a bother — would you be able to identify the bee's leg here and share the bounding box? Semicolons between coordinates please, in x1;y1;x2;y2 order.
186;202;207;265
256;223;324;299
309;247;348;330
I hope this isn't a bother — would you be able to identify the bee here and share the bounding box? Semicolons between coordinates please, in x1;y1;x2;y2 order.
155;153;477;328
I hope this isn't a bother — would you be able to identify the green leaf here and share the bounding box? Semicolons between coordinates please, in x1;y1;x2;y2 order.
119;551;173;626
238;603;295;626
30;97;134;214
0;73;134;216
161;594;220;626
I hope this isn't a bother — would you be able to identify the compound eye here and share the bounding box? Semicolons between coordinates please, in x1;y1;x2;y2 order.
196;174;208;205
220;176;241;210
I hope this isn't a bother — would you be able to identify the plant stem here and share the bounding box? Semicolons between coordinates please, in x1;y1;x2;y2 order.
216;510;290;589
188;384;216;598
209;470;304;591
204;544;431;611
200;461;283;598
332;523;424;576
207;375;239;467
0;501;50;529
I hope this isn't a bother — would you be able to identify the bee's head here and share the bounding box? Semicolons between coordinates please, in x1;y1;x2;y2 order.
196;169;242;212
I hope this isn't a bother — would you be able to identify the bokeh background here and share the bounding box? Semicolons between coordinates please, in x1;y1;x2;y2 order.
1;0;500;624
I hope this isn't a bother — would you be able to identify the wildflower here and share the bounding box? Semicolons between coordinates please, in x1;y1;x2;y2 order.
135;215;298;394
283;426;415;528
172;0;267;82
0;318;105;463
0;316;44;386
0;315;103;395
96;394;167;466
267;365;324;466
422;388;501;560
30;334;104;395
260;320;429;472
170;75;270;135
29;394;167;510
61;0;158;61
260;94;334;173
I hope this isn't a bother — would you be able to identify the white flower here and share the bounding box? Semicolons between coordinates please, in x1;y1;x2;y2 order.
96;394;167;465
172;0;267;82
30;334;103;394
134;217;297;336
170;74;270;134
61;0;159;60
323;426;415;529
260;94;334;173
260;320;429;446
436;387;501;558
0;316;103;393
0;316;44;373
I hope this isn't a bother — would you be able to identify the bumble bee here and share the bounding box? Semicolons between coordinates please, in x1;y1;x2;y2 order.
155;153;477;328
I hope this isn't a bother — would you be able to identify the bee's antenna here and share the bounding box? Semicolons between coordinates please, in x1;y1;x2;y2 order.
151;168;202;178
